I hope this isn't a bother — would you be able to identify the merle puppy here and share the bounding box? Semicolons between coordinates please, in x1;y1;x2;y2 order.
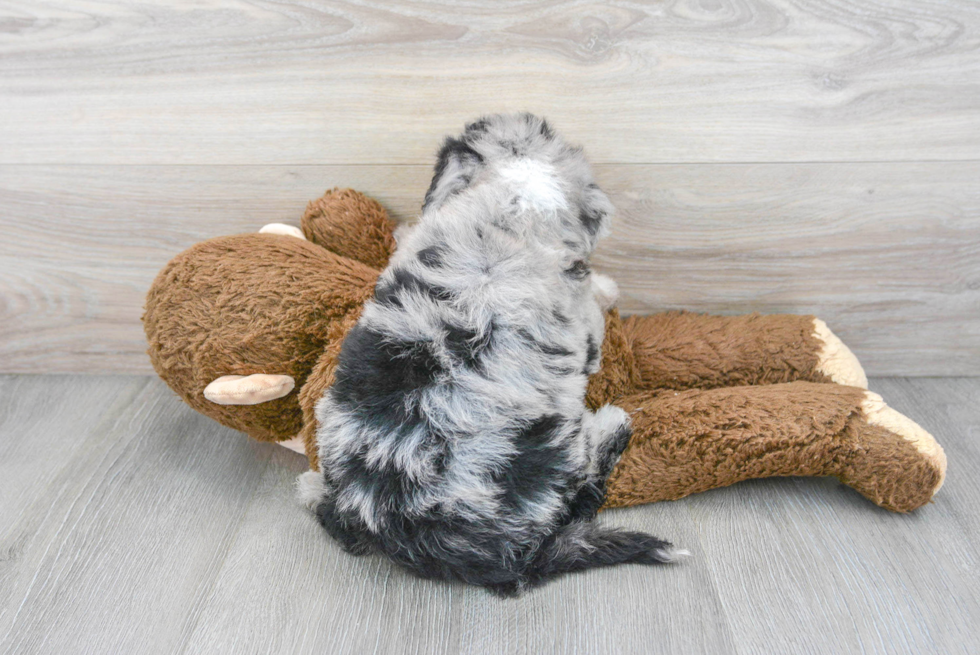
299;113;682;595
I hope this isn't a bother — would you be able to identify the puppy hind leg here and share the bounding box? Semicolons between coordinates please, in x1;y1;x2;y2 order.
587;404;632;480
311;489;372;556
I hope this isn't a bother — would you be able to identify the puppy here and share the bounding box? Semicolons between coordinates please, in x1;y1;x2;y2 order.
299;113;681;595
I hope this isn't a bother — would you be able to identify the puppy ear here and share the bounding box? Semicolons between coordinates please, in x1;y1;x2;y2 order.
580;183;614;242
423;136;485;212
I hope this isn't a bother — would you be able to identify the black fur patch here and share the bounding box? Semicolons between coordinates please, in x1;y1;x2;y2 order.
331;324;442;425
417;244;446;268
538;118;554;139
374;268;453;308
444;321;495;369
545;363;578;376
579;206;605;236
584;334;599;371
516;328;574;357
338;450;424;518
314;497;372;555
423;136;485;210
465;118;489;135
564;260;590;280
595;423;632;479
565;481;606;522
519;414;563;442
493;415;569;511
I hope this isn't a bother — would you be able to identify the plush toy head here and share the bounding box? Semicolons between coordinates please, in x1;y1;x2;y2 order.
143;191;389;444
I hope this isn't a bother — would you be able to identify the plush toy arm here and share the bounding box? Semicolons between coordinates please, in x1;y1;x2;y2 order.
620;311;867;392
602;381;946;513
301;188;397;270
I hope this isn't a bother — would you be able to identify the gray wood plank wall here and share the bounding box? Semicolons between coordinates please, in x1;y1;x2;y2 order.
1;0;978;375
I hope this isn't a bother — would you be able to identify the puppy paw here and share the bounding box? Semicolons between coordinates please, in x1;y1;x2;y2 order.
296;470;328;510
591;405;632;476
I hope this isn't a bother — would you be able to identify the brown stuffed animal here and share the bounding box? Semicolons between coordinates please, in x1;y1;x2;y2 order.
143;189;946;513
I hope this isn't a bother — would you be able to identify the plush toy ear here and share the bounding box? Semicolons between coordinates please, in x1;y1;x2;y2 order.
203;374;295;405
301;189;397;270
259;223;307;240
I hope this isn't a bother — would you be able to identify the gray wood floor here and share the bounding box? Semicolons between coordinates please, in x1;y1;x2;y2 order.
3;0;979;377
1;375;976;654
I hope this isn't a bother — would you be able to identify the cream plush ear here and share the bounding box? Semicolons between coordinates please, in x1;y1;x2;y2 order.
259;223;307;240
203;374;295;405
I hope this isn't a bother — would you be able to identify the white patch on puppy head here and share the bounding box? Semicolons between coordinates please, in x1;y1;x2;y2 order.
498;159;567;212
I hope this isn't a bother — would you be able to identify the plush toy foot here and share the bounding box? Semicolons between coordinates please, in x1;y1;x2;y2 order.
259;223;307;240
812;318;867;388
603;381;945;513
203;374;296;405
847;391;947;508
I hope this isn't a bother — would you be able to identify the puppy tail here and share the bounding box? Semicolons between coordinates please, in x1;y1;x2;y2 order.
526;522;686;586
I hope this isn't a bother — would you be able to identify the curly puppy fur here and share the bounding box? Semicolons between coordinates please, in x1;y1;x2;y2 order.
300;113;680;595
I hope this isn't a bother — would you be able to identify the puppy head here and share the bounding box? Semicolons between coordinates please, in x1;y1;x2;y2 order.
422;113;614;253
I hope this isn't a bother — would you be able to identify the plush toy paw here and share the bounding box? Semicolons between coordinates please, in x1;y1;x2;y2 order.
846;391;947;510
203;374;296;405
259;223;307;240
812;318;868;389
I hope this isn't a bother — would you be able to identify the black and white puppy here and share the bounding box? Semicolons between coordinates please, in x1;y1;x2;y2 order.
299;113;682;595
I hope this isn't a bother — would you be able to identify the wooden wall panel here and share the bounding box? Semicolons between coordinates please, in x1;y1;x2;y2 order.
1;162;976;375
0;1;978;165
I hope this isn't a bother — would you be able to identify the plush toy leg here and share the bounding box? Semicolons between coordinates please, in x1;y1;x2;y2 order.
620;311;867;391
301;188;396;270
602;381;945;513
203;374;296;405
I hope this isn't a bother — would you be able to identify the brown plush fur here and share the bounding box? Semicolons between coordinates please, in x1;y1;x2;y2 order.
622;311;831;390
302;188;396;270
143;188;945;513
603;382;941;512
144;232;378;442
